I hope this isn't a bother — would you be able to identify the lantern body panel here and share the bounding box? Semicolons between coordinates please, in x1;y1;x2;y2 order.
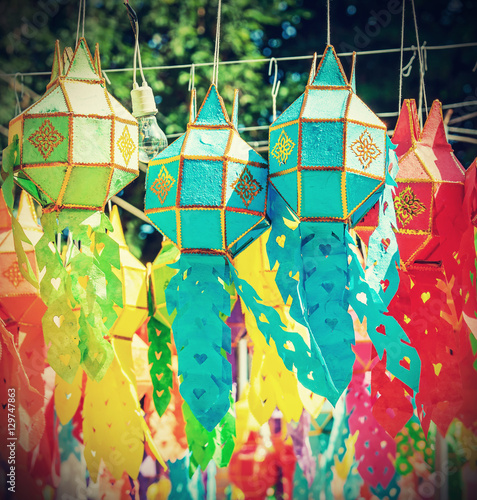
109;206;148;338
392;100;465;267
10;38;139;211
145;85;269;256
268;46;386;224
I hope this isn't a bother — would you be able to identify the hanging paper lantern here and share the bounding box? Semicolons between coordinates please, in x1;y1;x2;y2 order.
9;38;138;210
7;38;139;383
146;241;180;417
82;206;165;482
370;100;470;436
145;85;269;432
268;45;386;225
145;85;269;257
234;232;325;425
228;430;279;500
0;191;45;327
266;46;420;405
108;205;148;338
391;99;465;268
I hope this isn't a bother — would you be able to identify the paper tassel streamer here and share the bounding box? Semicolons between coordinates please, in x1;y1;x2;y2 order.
81;206;164;482
365;99;470;436
267;48;420;405
108;204;148;341
347;373;396;489
144;356;188;464
145;85;269;431
147;241;180;416
0;191;45;328
234;232;325;425
287;411;316;488
395;417;434;478
183;397;236;475
8;38;139;383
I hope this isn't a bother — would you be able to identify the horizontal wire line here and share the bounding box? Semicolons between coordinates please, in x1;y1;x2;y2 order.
4;42;477;78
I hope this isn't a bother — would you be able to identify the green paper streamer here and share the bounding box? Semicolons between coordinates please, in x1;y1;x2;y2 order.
147;315;173;416
183;396;236;477
38;210;120;382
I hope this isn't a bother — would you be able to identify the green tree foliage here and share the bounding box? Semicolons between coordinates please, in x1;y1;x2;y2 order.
1;0;475;261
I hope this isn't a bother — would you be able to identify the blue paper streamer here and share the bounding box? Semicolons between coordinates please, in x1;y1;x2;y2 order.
166;254;232;431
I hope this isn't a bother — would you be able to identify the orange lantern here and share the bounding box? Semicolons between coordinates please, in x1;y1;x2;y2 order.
0;191;46;327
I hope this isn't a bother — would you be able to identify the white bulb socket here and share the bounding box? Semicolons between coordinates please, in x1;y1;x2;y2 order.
131;82;158;118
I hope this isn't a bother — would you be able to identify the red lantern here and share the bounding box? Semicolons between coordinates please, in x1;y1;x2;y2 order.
229;431;278;499
392;99;465;268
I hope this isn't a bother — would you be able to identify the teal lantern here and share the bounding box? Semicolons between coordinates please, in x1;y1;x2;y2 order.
145;85;269;257
269;45;386;225
145;85;269;433
265;46;420;404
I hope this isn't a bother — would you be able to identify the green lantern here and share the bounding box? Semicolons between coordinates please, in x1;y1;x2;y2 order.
7;38;139;383
9;38;138;210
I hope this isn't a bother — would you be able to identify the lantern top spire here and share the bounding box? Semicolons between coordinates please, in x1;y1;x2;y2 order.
310;45;350;88
393;99;464;183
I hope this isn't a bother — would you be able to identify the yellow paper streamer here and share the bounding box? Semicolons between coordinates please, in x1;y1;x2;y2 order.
54;367;83;425
234;230;325;424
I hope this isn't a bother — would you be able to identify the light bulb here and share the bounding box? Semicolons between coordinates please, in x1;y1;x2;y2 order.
137;115;167;163
131;82;168;163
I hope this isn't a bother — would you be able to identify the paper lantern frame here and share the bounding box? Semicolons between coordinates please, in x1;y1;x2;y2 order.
9;38;139;212
357;99;465;268
145;85;269;258
268;45;387;225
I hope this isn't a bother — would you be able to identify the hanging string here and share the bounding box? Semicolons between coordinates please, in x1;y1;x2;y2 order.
75;0;86;45
326;0;331;46
125;1;146;86
82;0;86;38
268;58;280;121
13;73;23;115
7;42;477;79
411;0;428;124
398;0;406;113
75;0;82;45
188;63;195;91
402;49;416;77
212;0;222;85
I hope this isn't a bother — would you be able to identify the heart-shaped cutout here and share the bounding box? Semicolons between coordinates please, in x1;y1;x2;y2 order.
322;282;334;293
59;353;71;366
380;279;390;293
194;353;207;365
319;244;332;257
193;388;206;400
51;277;61;290
53;315;64;328
381;238;391;251
325;318;338;331
78;275;89;290
276;235;286;248
433;362;442;376
421;292;431;303
376;324;386;335
96;242;105;255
